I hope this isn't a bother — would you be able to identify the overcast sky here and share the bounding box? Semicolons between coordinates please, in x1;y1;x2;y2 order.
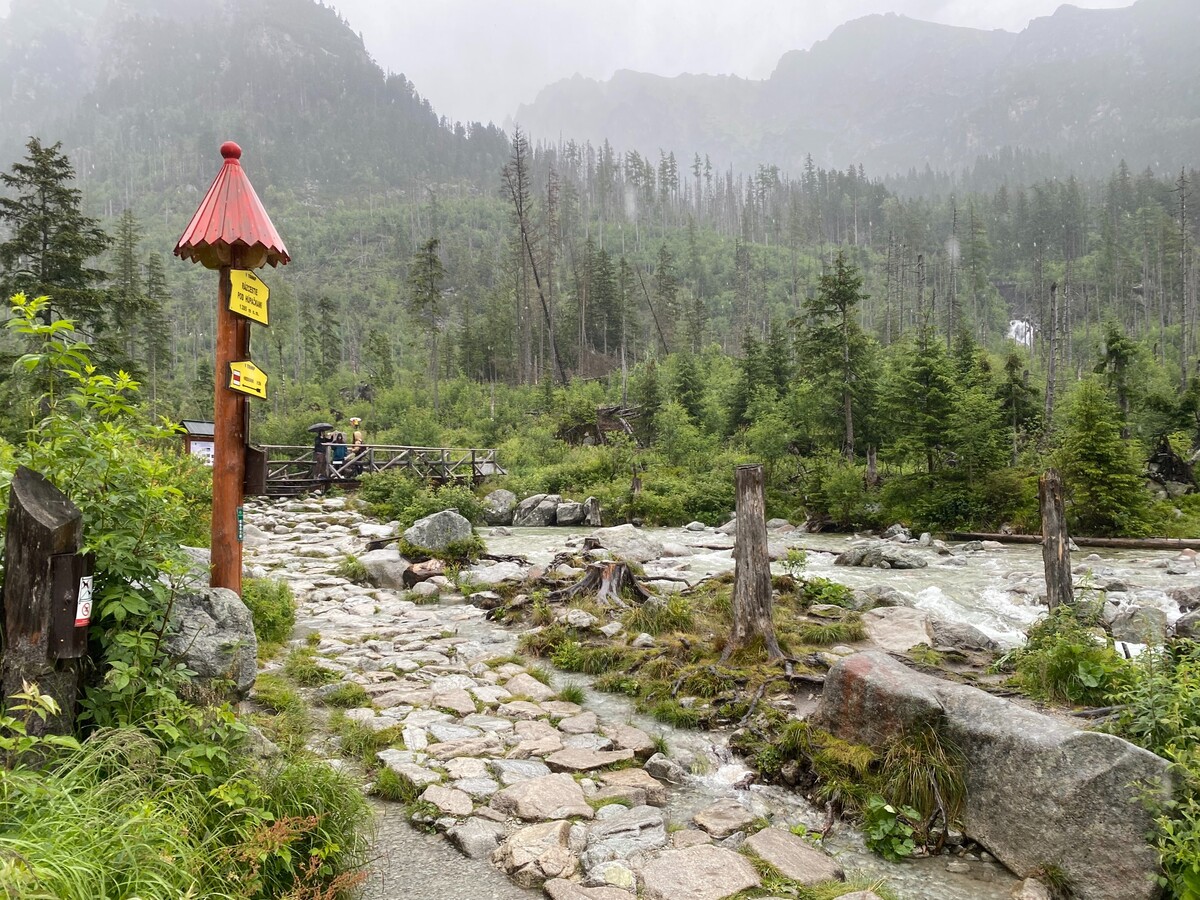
329;0;1132;126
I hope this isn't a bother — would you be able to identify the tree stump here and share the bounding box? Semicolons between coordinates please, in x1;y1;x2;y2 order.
548;561;652;607
1;467;85;736
1040;468;1074;611
723;464;783;661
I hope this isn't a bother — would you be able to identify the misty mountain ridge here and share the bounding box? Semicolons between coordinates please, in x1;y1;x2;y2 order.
515;0;1200;178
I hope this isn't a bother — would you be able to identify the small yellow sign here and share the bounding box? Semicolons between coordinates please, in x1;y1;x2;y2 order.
228;360;267;399
229;269;269;325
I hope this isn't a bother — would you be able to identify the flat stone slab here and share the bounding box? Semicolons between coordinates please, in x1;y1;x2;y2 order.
545;877;638;900
599;768;668;806
602;723;657;758
743;826;844;884
580;804;667;869
490;772;595;820
489;758;552;786
499;700;548;720
558;711;599;734
692;799;756;839
545;747;635;772
639;845;760;900
421;784;474;817
426;733;504;761
433;688;478;717
505;673;558;701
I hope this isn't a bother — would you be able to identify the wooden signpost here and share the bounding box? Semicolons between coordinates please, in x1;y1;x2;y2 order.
175;142;289;594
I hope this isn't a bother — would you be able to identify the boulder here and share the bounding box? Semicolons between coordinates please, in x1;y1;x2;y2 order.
448;816;507;859
490;773;594;821
815;651;1170;900
743;826;843;884
514;494;561;527
1110;605;1169;644
165;588;257;697
556;501;586;526
639;844;760;900
929;618;999;652
357;547;410;589
589;524;665;563
505;672;558;702
493;819;577;888
403;558;446;587
835;541;927;569
483;489;518;526
402;509;473;553
862;607;934;653
580;804;668;871
420;784;473;817
1174;609;1200;640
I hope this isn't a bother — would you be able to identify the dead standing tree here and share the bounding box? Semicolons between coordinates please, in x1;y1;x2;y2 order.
1040;468;1074;610
722;464;784;661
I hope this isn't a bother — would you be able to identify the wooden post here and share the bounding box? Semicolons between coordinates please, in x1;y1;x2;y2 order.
1039;468;1073;610
211;250;247;593
0;467;84;735
723;464;783;661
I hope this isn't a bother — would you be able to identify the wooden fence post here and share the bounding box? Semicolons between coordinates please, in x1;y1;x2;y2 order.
1040;468;1074;610
722;463;783;661
1;467;86;735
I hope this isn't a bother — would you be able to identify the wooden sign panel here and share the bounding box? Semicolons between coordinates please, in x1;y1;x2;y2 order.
229;360;268;399
229;269;269;325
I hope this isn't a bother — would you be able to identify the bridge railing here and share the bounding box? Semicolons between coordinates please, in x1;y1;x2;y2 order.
256;444;504;493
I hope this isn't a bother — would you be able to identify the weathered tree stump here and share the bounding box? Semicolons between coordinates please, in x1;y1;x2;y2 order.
1040;468;1074;611
1;467;85;736
723;464;783;661
548;561;652;607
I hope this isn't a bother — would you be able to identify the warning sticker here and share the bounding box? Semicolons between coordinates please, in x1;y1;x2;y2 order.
75;575;93;627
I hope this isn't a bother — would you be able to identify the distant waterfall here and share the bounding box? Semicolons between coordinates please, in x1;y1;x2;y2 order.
1007;319;1034;348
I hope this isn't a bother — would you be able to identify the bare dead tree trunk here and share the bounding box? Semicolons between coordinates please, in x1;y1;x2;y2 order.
722;464;783;661
1043;282;1058;436
1039;468;1073;611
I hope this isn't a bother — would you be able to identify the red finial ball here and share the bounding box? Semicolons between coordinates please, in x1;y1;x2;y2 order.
220;141;242;160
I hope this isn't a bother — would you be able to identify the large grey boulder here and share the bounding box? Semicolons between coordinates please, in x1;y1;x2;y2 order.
835;541;928;569
165;588;257;697
358;546;410;589
1175;609;1200;640
743;826;843;884
483;489;518;525
403;509;473;552
589;523;665;563
513;494;561;527
1110;605;1169;644
861;607;934;653
815;651;1170;900
556;501;585;526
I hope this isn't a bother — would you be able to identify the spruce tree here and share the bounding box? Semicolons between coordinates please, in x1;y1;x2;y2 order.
1055;377;1150;536
0;138;110;325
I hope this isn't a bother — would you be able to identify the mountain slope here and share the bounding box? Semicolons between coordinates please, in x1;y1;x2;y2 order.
515;0;1200;176
0;0;509;204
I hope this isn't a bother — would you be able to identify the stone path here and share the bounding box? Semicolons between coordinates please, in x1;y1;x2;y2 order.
242;495;1010;900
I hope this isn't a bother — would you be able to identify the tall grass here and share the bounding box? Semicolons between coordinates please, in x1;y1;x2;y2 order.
0;729;370;899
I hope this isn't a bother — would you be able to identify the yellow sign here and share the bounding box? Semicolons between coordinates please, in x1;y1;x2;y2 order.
229;269;269;325
228;360;267;399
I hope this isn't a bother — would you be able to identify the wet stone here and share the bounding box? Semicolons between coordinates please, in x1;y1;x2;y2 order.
692;799;756;839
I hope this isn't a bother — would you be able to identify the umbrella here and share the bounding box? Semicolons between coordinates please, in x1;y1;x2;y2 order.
307;422;334;433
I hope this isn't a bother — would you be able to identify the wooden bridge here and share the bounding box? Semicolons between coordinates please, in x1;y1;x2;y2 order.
249;444;505;496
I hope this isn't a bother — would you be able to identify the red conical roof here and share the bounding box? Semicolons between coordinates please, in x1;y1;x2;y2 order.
175;142;290;270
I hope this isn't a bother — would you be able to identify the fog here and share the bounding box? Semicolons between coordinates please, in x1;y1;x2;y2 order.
330;0;1132;125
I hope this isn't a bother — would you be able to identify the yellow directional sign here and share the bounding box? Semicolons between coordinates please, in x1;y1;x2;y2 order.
229;269;269;325
228;360;267;399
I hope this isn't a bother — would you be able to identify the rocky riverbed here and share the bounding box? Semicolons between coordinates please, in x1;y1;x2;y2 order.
239;495;1198;900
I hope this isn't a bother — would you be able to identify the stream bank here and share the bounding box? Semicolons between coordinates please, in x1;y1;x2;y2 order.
241;495;1195;900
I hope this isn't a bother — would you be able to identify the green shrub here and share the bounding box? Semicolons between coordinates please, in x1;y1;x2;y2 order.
373;766;420;803
283;648;339;687
1009;605;1133;706
321;682;372;709
242;578;297;646
333;555;370;584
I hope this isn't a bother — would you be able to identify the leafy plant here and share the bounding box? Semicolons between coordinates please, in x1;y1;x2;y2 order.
242;578;297;647
1009;604;1133;706
332;555;370;584
863;795;920;861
